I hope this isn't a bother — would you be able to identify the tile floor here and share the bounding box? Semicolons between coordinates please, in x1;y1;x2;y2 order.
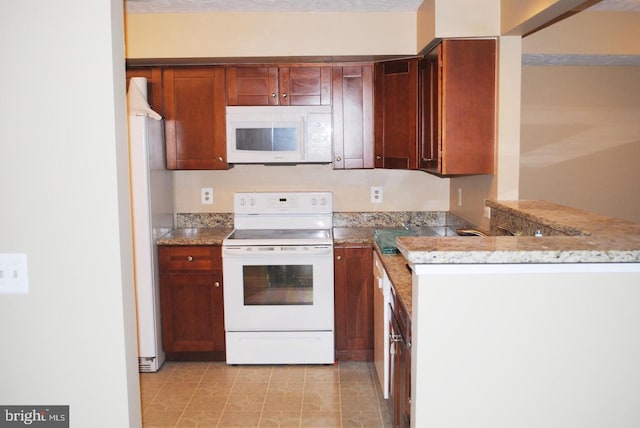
140;361;393;427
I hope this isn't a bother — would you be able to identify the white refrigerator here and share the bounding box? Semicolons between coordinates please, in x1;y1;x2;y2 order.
127;77;174;372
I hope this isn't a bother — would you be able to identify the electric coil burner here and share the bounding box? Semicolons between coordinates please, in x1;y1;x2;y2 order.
222;192;334;364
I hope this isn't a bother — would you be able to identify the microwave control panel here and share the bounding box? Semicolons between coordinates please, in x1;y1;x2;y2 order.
305;113;332;161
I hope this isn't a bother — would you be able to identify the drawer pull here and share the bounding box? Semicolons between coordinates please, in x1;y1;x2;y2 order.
214;281;220;287
186;255;193;262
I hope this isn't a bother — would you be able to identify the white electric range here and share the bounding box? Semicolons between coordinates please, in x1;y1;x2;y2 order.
222;192;334;364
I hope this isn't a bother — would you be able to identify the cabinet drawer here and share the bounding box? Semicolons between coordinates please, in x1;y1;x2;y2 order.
159;246;220;273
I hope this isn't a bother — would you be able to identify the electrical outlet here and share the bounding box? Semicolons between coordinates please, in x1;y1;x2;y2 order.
457;188;463;207
484;206;491;218
0;253;29;294
371;186;383;203
201;187;213;205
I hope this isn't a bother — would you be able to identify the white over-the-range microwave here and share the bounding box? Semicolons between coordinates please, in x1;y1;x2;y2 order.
226;105;332;164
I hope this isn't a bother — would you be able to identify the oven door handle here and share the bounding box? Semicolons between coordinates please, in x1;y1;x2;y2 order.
223;245;333;256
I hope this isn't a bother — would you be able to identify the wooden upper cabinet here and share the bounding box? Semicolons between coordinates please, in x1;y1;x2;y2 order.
332;65;374;169
374;58;419;169
226;65;331;106
162;67;228;170
420;39;497;176
126;67;163;114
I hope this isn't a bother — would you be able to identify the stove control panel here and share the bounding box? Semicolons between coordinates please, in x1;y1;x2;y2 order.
234;192;333;214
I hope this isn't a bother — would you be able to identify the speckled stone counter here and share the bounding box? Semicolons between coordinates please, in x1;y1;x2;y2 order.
398;200;640;264
374;242;414;318
156;227;233;245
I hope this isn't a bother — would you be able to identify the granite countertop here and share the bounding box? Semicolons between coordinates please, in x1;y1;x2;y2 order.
156;227;233;245
398;200;640;264
156;201;640;319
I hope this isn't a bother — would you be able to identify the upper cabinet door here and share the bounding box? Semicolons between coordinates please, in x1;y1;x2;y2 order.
421;39;497;176
126;67;164;114
374;58;419;169
226;66;279;106
163;67;228;170
332;65;374;169
226;65;331;106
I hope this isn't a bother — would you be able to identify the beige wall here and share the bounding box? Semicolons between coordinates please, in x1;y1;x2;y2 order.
520;11;640;223
0;0;140;426
174;165;450;213
435;0;500;37
125;12;416;58
520;65;640;223
523;11;640;54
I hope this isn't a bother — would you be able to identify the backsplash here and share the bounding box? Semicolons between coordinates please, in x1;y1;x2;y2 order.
176;211;470;229
176;213;234;228
333;211;469;228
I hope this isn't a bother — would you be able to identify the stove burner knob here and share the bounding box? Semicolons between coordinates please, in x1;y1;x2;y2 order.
311;198;317;205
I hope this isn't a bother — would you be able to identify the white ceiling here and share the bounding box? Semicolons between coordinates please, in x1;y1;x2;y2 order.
124;0;425;14
124;0;640;14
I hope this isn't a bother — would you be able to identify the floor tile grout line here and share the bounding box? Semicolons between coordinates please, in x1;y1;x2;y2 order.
257;366;274;428
174;362;210;428
215;363;238;428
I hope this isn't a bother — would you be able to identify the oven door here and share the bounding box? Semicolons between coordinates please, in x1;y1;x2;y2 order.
222;244;334;331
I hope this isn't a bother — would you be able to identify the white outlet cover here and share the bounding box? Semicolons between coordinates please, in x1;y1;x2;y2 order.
0;253;29;294
371;186;383;203
201;187;213;205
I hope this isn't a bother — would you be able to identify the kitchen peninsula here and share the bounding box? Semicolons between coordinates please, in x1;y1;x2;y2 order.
396;200;640;428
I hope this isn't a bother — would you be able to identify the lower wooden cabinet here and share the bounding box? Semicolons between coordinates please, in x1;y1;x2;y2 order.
334;244;374;360
389;285;411;428
158;245;225;361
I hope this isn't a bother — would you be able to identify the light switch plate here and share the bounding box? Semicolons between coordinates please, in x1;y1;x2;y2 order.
0;253;29;294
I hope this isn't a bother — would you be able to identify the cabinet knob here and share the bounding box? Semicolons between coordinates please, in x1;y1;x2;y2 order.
336;156;342;162
281;93;288;99
218;156;224;162
186;255;193;262
214;281;220;288
376;155;382;160
336;255;342;260
271;92;277;98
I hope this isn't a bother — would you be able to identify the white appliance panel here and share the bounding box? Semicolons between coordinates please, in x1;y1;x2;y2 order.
128;78;174;372
225;331;334;365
